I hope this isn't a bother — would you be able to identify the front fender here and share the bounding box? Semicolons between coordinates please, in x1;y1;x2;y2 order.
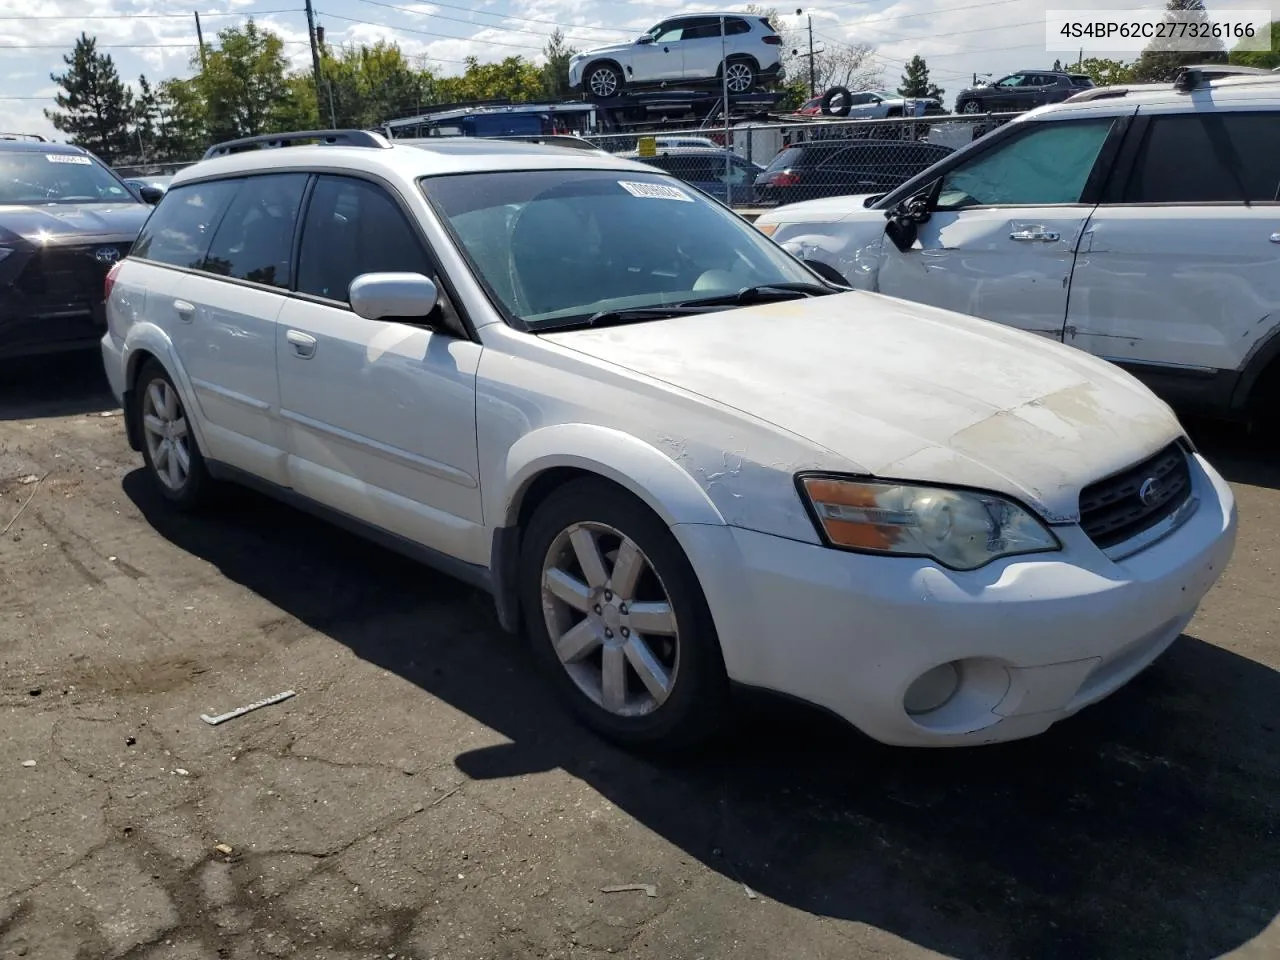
776;221;885;291
500;423;726;529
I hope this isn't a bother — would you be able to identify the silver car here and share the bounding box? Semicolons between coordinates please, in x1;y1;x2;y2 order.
569;13;784;99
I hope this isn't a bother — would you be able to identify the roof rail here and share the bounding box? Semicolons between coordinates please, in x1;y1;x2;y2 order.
202;129;391;159
488;134;605;151
1065;85;1135;102
0;132;48;142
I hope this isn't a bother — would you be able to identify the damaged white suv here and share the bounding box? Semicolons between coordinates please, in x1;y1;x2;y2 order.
102;130;1236;751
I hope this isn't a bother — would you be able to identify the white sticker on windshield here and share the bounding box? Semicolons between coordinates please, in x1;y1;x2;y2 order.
47;154;92;165
618;180;693;202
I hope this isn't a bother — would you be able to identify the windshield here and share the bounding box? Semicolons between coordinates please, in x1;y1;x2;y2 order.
421;169;818;328
0;151;137;205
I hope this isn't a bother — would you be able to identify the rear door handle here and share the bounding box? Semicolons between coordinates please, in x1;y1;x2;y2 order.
286;329;317;359
173;299;195;322
1270;232;1280;243
1010;229;1060;242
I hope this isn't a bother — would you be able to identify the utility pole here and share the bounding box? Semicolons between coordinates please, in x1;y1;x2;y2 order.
194;10;207;70
720;14;731;202
304;0;325;123
794;10;821;98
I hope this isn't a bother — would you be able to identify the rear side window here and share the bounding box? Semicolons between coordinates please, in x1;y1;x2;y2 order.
764;146;805;172
1071;75;1094;87
296;175;433;303
937;118;1115;208
202;174;308;288
725;17;751;34
131;179;241;269
1121;112;1280;203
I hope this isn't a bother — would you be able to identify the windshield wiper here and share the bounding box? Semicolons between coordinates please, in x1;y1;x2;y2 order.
534;304;715;332
679;282;835;307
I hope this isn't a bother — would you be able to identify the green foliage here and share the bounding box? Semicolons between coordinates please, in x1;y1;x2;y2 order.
1229;20;1280;69
540;29;577;100
898;55;944;100
1076;57;1136;86
1130;0;1226;82
193;21;297;141
45;33;136;164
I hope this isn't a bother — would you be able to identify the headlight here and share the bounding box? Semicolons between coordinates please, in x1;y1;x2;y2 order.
798;475;1060;570
756;221;780;236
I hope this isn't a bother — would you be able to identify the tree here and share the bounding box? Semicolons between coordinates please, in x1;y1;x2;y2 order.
194;20;295;142
1229;20;1280;69
432;56;543;103
540;28;577;100
1130;0;1226;82
1076;57;1136;85
898;55;944;100
153;78;207;161
320;41;423;127
134;74;159;161
45;33;135;164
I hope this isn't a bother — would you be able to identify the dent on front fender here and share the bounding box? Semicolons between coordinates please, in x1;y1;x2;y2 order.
778;225;885;290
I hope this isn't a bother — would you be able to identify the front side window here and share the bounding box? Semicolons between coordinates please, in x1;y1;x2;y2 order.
936;118;1115;208
652;20;686;42
297;175;433;303
1121;112;1280;204
131;179;242;269
0;151;137;205
421;169;817;327
995;75;1025;88
202;173;308;288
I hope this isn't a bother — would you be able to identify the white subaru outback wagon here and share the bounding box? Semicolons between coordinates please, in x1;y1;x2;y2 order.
102;130;1237;751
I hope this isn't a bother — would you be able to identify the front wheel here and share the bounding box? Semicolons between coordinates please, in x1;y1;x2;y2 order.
958;99;981;114
585;63;623;98
519;478;731;752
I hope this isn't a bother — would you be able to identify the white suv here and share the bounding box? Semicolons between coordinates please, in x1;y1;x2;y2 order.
755;69;1280;425
102;130;1236;751
568;14;784;99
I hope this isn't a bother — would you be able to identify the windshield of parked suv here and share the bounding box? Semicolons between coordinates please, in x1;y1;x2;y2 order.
0;151;137;205
421;169;819;328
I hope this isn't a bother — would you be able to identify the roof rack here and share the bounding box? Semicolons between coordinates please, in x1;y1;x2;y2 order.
0;132;48;142
1173;63;1275;91
203;129;390;159
488;134;605;151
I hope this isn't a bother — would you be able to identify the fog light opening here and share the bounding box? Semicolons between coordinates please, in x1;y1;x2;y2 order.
904;661;961;716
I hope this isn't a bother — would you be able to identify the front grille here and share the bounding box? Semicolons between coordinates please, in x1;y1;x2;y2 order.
14;242;131;306
1078;441;1193;550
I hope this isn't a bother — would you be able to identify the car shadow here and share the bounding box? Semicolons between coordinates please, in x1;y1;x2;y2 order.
122;469;1280;959
0;350;118;421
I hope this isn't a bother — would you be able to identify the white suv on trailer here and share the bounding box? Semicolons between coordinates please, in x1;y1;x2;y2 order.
755;68;1280;425
102;129;1236;751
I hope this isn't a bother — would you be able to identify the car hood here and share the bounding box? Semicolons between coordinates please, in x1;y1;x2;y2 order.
0;202;151;244
575;41;635;59
542;291;1183;524
756;194;882;222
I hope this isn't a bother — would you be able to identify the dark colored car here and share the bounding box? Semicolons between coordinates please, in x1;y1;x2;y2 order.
629;148;764;205
0;138;161;360
953;70;1094;114
754;138;954;205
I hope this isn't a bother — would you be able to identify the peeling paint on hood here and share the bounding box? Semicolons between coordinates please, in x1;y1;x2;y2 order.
542;290;1184;523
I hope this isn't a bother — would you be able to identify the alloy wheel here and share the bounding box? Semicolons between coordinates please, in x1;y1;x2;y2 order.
589;67;619;97
141;377;191;492
540;521;679;718
725;62;754;94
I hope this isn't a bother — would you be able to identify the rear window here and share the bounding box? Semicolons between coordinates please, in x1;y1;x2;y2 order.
764;146;805;172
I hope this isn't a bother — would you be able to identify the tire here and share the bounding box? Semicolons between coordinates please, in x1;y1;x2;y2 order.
585;63;623;99
958;99;981;114
133;358;212;510
723;58;757;95
518;477;731;752
821;86;852;117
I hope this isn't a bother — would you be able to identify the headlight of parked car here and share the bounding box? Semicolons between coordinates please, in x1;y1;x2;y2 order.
798;475;1060;570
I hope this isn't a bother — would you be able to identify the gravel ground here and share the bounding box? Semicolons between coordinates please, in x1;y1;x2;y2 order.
1;351;1277;960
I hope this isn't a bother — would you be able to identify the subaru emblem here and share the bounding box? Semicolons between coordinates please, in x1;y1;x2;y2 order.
1138;476;1161;506
94;246;120;264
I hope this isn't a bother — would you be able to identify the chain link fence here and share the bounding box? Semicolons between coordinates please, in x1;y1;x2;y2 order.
584;113;1019;208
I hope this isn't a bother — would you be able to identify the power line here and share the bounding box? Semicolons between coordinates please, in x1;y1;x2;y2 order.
0;39;311;48
355;0;628;44
0;8;300;20
316;10;546;54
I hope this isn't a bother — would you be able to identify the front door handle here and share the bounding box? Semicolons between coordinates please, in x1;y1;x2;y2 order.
1010;229;1060;242
1269;232;1280;243
173;299;195;322
286;329;317;359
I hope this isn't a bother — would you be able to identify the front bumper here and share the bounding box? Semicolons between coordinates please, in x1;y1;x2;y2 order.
0;290;108;360
675;452;1238;747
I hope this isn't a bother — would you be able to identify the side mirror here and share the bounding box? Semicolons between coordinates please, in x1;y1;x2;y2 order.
637;35;654;44
139;185;164;205
883;190;934;252
349;272;439;322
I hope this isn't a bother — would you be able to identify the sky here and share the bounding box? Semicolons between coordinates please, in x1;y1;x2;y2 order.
1;0;1183;142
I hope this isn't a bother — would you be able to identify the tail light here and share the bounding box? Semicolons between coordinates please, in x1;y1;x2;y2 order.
104;260;123;302
766;171;801;187
763;35;782;44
